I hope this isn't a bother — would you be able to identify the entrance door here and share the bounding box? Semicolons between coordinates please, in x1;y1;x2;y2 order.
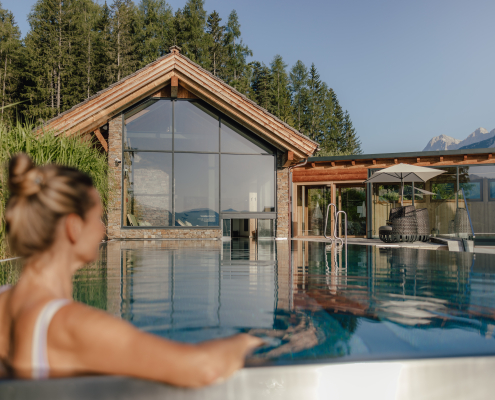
300;186;331;236
336;185;366;237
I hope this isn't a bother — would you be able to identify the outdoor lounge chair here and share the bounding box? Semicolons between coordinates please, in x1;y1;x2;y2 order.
379;206;429;243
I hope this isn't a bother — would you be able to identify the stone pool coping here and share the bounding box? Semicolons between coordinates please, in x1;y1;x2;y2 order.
2;355;495;400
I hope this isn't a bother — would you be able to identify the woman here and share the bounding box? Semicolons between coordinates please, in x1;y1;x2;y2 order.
0;154;262;385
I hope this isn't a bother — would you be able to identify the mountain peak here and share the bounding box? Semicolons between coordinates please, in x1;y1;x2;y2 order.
423;127;495;151
423;135;460;151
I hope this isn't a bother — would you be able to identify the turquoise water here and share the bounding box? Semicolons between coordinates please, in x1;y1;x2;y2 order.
2;239;495;366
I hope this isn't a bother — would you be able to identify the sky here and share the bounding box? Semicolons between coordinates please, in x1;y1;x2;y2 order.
3;0;495;154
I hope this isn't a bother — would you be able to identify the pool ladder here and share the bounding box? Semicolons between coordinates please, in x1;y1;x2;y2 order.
323;203;347;247
324;203;348;271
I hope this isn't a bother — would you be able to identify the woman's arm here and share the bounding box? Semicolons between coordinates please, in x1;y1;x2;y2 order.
47;302;262;387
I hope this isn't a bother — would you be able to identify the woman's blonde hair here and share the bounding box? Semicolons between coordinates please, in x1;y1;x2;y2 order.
5;153;96;258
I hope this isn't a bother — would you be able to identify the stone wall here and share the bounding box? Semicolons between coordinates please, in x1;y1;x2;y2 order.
107;113;222;240
276;151;289;238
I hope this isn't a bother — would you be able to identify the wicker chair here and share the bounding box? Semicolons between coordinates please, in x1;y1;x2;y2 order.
379;205;419;243
391;215;417;242
412;208;430;242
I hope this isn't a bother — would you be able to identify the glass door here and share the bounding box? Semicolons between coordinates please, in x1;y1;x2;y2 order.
303;186;331;236
336;186;366;237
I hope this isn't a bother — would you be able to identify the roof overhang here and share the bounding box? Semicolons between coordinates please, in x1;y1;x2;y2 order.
41;52;318;160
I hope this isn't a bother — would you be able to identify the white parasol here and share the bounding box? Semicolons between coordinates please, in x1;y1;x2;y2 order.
365;163;445;206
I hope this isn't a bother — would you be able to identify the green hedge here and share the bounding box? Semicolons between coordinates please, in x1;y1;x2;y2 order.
0;122;109;259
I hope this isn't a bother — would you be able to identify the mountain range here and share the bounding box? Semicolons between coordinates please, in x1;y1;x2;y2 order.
423;128;495;151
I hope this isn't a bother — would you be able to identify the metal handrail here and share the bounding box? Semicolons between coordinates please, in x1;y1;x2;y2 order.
323;203;338;241
324;203;347;248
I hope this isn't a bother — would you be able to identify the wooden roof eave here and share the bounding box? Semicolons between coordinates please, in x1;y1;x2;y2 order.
173;59;317;157
40;54;318;158
175;73;308;159
41;57;177;136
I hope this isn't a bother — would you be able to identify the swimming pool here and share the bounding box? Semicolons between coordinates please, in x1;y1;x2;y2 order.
2;239;495;399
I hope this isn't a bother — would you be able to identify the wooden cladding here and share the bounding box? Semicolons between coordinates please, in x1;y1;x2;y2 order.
171;76;178;98
152;83;197;99
293;173;366;182
294;152;495;183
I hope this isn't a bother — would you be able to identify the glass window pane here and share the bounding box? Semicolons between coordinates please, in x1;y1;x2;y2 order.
222;219;231;237
174;101;219;152
221;155;275;212
175;153;219;226
124;100;172;150
221;120;270;154
460;166;495;239
123;152;172;226
460;182;481;200
430;167;457;200
258;219;274;238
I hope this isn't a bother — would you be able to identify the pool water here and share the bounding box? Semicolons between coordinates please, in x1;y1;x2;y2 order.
2;239;495;366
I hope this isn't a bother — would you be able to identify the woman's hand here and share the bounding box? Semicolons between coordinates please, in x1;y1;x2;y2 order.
195;334;264;386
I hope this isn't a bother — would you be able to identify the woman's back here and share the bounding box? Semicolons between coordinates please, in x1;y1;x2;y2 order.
0;154;261;385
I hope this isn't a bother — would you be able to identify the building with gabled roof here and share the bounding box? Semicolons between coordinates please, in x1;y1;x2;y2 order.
43;46;319;240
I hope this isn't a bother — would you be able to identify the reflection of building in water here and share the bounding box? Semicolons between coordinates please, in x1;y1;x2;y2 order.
101;240;292;341
289;241;495;332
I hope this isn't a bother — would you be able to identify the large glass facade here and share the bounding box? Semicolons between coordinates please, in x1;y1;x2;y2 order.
122;98;276;228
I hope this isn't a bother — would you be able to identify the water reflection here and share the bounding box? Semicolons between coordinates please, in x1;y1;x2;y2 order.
2;239;495;365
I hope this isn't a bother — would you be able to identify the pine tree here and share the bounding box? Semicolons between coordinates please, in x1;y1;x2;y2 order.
175;0;211;69
0;3;23;124
289;60;308;132
223;9;251;91
136;0;173;66
24;0;80;120
94;1;113;90
109;0;139;82
305;63;324;141
341;110;362;154
329;88;345;151
269;55;292;124
206;10;225;77
318;85;338;154
67;0;102;104
250;61;273;110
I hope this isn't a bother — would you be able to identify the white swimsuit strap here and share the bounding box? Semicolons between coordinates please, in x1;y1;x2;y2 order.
0;285;10;295
31;299;70;379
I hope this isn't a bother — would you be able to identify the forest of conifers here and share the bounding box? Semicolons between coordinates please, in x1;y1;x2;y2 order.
0;0;362;155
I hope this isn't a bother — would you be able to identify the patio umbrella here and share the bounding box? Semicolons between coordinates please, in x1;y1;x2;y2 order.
365;163;445;206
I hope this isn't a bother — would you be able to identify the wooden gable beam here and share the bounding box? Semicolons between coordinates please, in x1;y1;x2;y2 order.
94;128;108;152
283;151;294;167
171;76;179;98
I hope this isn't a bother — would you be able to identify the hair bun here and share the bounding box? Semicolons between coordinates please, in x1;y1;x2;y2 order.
8;154;43;197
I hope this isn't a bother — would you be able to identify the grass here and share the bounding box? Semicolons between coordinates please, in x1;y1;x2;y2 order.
0;122;109;259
